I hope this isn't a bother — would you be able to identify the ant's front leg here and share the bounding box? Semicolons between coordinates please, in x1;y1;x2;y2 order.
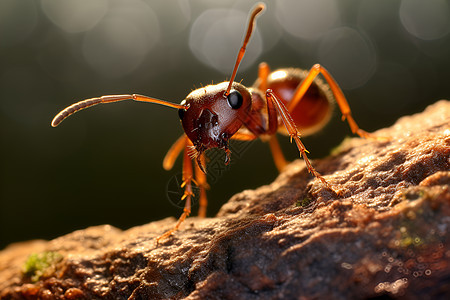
159;135;210;242
194;154;209;218
265;90;336;193
163;134;209;218
157;137;194;242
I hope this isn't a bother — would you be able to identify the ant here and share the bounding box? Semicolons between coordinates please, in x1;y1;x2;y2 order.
51;3;378;241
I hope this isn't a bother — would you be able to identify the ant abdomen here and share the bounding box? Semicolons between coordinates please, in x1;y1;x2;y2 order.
254;68;333;136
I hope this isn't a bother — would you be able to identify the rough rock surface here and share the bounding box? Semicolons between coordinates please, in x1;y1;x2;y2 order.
1;100;449;299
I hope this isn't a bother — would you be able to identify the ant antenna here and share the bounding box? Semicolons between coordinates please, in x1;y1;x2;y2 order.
224;3;265;97
51;94;187;127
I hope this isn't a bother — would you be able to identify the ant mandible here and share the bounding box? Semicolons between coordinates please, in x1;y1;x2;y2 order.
51;3;376;241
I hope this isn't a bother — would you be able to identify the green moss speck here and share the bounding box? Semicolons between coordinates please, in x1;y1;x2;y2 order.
22;251;63;282
296;197;313;208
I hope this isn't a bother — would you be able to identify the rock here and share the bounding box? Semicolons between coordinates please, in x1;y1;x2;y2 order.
1;100;449;299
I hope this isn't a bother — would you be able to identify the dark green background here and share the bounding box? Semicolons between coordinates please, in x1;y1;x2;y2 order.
1;0;449;249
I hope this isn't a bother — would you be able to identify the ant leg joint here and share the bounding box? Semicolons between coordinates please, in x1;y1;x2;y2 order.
312;63;322;70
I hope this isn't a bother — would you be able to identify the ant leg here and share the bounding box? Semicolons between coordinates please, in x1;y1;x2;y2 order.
268;135;288;172
266;90;335;192
231;130;258;141
230;130;287;172
195;154;209;218
255;63;289;172
163;134;187;171
163;135;211;217
229;131;289;175
288;64;374;139
257;62;271;92
157;139;194;242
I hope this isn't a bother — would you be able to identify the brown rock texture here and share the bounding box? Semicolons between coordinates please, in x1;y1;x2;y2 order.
1;100;449;299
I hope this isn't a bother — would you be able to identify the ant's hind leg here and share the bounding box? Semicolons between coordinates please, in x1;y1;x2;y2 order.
288;64;375;139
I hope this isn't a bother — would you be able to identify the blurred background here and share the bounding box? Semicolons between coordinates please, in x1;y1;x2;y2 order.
1;0;449;249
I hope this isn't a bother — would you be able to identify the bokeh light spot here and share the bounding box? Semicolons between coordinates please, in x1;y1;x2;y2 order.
41;0;108;33
357;0;401;36
399;0;450;40
318;27;377;90
189;8;262;74
0;0;38;47
146;0;191;37
82;0;160;78
275;0;340;40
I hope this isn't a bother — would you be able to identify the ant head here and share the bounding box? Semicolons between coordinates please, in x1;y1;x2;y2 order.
178;3;265;171
178;82;252;159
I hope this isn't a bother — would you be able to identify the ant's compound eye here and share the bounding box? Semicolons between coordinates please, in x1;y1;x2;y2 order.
227;90;243;109
178;108;185;120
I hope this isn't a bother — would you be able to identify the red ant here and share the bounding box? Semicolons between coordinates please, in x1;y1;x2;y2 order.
51;3;377;241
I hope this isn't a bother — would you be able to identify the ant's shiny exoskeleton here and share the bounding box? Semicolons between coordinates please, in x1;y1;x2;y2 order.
52;3;378;241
